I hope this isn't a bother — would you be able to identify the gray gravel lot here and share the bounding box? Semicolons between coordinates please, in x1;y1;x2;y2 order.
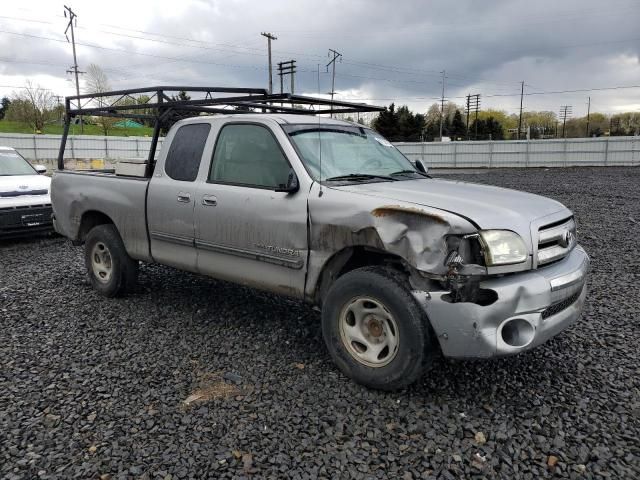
1;167;639;479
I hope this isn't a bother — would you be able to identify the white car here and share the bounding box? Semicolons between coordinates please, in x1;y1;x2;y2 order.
0;146;53;238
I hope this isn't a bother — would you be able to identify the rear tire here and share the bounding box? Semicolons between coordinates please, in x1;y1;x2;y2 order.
321;266;435;390
84;224;138;297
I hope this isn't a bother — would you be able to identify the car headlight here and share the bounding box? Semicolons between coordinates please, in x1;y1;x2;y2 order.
478;230;528;266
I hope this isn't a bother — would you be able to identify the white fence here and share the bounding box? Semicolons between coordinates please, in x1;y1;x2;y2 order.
0;133;163;164
395;136;640;168
2;132;639;168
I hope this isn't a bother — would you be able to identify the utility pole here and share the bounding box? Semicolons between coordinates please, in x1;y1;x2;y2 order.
276;60;297;94
326;49;342;117
465;94;480;140
473;94;480;140
463;94;481;140
465;94;471;140
439;70;446;141
53;95;63;122
261;32;277;94
517;81;524;140
585;96;591;137
64;5;84;132
559;105;572;138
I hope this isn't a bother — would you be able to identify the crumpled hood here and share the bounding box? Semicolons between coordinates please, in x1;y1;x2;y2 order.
334;177;570;238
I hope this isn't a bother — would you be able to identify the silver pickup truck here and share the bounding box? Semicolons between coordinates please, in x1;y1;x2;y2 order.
52;96;589;390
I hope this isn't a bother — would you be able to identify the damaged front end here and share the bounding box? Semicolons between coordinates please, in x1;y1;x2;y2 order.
307;185;589;360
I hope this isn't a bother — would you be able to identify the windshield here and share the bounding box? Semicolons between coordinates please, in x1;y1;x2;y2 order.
0;151;36;176
282;124;418;182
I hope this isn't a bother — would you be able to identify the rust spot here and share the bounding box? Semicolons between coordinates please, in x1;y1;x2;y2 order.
372;205;448;223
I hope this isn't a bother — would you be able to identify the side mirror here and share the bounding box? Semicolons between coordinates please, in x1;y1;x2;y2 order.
33;164;47;174
275;169;300;193
415;159;428;174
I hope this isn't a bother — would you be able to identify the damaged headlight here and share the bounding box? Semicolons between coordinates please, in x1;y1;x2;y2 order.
478;230;528;266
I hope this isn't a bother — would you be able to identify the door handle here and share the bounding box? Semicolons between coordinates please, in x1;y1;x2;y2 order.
177;192;191;203
202;195;217;206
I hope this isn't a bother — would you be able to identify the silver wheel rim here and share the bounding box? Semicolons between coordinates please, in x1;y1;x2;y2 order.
91;242;113;284
338;296;399;368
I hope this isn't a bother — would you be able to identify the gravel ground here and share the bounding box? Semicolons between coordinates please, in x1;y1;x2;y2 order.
1;167;639;480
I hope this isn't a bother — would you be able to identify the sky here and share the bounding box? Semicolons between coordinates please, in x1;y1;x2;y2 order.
0;0;639;118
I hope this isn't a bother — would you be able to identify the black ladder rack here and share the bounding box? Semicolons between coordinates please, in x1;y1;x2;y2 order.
56;85;384;170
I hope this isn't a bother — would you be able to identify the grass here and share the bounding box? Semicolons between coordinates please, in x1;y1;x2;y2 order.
0;120;155;137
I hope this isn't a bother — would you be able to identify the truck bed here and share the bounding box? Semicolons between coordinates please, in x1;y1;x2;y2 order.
51;170;152;261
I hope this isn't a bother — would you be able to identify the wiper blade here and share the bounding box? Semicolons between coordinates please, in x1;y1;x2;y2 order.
324;173;397;182
389;169;429;177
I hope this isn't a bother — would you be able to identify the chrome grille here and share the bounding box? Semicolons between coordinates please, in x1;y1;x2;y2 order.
537;217;576;266
542;289;581;319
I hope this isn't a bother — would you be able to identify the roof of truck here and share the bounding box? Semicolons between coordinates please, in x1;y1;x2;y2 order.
175;113;359;127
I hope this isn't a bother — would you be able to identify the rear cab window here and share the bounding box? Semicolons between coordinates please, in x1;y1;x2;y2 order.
164;123;211;182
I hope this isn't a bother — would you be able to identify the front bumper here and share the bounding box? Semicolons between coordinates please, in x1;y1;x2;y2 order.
420;245;590;359
0;204;53;238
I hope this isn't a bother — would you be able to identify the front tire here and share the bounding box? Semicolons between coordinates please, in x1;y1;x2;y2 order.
321;266;435;390
84;224;138;297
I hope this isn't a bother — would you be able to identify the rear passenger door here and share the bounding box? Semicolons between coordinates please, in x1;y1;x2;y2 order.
147;123;211;271
194;121;308;298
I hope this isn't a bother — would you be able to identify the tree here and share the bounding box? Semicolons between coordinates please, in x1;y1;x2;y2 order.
6;81;56;132
372;104;427;142
372;103;399;140
396;105;425;142
0;97;10;120
423;103;441;141
172;90;191;102
450;110;466;140
470;116;504;140
85;64;118;135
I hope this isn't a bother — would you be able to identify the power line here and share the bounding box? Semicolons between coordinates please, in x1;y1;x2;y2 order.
339;84;640;102
2;23;638;96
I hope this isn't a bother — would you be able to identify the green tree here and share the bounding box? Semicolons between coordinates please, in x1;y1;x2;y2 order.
396;105;425;141
450;110;466;140
6;81;56;132
470;116;504;140
0;97;10;120
423;103;441;141
85;63;118;135
372;103;399;140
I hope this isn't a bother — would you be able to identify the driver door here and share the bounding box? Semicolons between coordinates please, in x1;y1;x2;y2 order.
194;121;308;298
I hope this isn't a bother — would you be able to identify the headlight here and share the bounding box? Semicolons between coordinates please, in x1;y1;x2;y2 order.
478;230;528;266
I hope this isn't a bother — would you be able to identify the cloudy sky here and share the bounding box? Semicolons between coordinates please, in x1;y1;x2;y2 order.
1;0;639;117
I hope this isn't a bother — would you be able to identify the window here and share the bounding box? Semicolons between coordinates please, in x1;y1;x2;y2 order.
282;124;415;181
209;124;290;189
165;123;211;182
0;151;36;176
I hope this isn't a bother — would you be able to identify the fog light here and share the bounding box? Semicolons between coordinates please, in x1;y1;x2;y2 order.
500;318;535;347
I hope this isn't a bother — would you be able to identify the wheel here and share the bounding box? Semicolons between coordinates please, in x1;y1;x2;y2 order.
84;224;138;297
321;266;435;390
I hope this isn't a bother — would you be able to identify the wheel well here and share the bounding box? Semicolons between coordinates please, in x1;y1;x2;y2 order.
78;211;114;242
314;246;406;305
